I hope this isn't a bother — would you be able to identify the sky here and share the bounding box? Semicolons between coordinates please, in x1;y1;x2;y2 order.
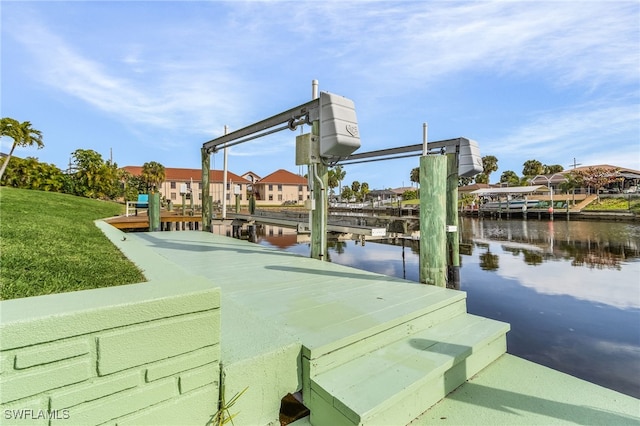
2;1;639;190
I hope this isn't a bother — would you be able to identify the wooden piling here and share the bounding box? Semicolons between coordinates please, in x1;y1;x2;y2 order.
446;154;460;290
201;147;211;232
148;192;161;232
419;155;447;287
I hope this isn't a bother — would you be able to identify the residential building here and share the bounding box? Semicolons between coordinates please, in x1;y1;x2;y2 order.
122;166;251;205
122;166;309;206
252;169;309;205
529;165;640;193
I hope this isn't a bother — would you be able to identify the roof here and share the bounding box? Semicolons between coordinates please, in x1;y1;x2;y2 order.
471;185;549;195
390;187;416;194
571;164;640;175
368;189;396;196
122;166;250;183
256;169;307;185
459;183;494;193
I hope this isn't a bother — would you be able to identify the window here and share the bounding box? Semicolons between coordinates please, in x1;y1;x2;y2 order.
268;184;273;191
171;193;177;200
226;183;230;190
298;185;303;192
226;194;230;201
277;184;283;191
298;195;303;201
268;195;273;201
186;182;191;190
278;194;283;201
171;182;176;189
199;193;202;200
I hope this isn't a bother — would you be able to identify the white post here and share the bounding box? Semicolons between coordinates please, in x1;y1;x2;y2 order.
422;122;428;156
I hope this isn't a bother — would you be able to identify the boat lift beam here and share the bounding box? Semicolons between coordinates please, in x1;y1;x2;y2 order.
336;137;482;178
202;99;320;154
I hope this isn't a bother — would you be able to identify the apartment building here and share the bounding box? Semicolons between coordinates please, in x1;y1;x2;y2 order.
251;169;309;204
122;166;309;206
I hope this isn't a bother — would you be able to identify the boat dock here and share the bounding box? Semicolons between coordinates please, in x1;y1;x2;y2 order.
97;223;640;425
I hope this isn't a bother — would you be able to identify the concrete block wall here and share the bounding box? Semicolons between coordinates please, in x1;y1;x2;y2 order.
0;278;220;426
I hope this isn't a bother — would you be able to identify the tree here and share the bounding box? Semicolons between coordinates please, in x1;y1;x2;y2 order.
559;172;582;206
499;170;520;186
0;156;64;192
141;161;166;193
359;182;370;202
458;176;473;187
340;185;354;201
351;180;361;194
0;118;44;181
70;149;121;199
328;165;346;199
544;164;564;174
571;167;620;204
522;159;544;178
481;156;498;182
410;167;420;186
474;173;489;184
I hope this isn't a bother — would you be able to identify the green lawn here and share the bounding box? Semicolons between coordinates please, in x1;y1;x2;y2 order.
0;187;146;300
584;196;640;213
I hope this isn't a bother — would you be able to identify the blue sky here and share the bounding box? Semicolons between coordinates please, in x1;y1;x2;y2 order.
2;1;639;189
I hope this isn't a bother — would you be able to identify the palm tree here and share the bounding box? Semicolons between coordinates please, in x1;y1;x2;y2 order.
141;161;166;193
0;118;44;181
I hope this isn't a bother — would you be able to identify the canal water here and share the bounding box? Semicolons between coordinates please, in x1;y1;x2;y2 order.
251;217;640;398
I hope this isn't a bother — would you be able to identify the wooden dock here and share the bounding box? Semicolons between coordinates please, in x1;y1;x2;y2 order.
96;223;639;425
105;211;203;230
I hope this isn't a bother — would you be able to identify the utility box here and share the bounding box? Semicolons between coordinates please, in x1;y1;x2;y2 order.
296;133;320;165
457;138;483;178
319;92;361;160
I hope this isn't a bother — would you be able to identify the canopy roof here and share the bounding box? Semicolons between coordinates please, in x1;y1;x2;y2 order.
470;185;549;195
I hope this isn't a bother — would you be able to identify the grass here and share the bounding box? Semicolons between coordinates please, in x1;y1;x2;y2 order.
584;196;640;213
0;187;146;300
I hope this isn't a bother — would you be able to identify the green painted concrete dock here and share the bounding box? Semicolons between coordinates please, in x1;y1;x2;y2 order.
97;223;640;425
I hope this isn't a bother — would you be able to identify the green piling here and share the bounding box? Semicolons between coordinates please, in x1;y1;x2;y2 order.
446;153;460;289
201;147;211;232
310;122;328;261
419;154;447;287
148;192;161;232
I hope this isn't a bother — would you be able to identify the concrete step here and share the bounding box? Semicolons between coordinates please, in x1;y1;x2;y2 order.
301;288;467;397
307;314;510;426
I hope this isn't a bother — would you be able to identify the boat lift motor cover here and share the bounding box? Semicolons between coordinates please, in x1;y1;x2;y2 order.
457;138;483;178
319;91;361;160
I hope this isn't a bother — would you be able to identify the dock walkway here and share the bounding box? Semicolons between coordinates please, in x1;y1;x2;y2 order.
97;224;640;425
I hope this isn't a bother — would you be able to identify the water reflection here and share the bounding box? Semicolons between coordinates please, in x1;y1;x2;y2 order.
461;217;640;270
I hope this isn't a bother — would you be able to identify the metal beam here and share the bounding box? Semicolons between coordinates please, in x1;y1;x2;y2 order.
337;138;463;165
202;98;320;153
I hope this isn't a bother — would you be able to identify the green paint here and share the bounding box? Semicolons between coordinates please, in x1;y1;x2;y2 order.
310;121;328;260
97;310;220;376
446;153;460;288
419;155;447;286
202;148;211;232
148;192;161;232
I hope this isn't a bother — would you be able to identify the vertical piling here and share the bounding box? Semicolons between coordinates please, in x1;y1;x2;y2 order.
148;192;161;232
446;153;460;290
201;147;211;232
419;154;447;287
310;79;327;261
